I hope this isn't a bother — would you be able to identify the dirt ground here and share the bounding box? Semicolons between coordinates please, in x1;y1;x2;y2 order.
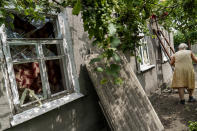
150;88;197;131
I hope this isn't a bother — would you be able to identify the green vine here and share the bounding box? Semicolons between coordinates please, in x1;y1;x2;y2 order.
0;0;197;84
189;121;197;131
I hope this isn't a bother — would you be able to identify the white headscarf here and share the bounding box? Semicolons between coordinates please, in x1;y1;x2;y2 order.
178;43;188;50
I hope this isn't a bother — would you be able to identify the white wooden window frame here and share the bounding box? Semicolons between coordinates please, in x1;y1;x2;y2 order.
138;36;155;72
6;39;71;106
0;11;83;126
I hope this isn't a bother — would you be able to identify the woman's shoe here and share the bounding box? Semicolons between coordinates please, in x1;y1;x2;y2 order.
180;99;185;105
188;96;197;102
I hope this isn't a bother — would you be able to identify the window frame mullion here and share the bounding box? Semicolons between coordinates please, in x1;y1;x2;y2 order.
37;41;51;98
59;42;71;92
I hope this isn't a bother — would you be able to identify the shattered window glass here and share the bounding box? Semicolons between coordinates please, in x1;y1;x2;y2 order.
6;14;56;38
8;40;68;106
42;44;61;57
13;62;43;105
4;13;70;110
10;45;37;61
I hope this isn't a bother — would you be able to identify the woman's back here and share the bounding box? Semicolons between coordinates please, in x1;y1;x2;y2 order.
174;50;193;70
172;50;195;89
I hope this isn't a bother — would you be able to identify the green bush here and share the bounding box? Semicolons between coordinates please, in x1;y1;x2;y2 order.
174;32;187;47
188;121;197;131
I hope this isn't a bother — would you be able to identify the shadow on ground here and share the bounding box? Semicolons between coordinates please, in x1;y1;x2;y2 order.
149;90;197;131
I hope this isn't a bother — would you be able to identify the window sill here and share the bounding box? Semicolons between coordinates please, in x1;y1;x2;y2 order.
139;65;155;73
11;92;84;126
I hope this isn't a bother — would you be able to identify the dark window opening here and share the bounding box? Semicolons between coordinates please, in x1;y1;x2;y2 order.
45;59;66;94
6;14;57;38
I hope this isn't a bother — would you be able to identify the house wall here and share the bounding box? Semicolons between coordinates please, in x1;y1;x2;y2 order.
0;62;12;131
192;44;197;54
3;8;107;131
125;36;158;95
161;32;174;88
125;25;174;96
161;62;173;88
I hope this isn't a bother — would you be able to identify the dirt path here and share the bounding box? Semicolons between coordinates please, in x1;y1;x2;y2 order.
150;89;197;131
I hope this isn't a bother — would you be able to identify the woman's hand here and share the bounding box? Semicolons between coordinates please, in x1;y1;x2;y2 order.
170;56;175;66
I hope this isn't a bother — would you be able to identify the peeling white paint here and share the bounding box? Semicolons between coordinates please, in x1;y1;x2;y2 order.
1;11;83;127
11;92;84;126
58;10;80;93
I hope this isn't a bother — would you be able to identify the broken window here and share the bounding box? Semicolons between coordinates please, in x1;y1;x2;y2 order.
6;39;69;109
3;14;72;111
0;11;83;127
6;14;56;38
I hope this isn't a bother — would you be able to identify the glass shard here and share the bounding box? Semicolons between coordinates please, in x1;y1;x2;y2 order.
10;45;37;61
42;44;61;57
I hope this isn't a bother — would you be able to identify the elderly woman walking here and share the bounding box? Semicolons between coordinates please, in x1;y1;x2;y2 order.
170;43;197;104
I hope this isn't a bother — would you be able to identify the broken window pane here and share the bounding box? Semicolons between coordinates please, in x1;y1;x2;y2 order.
13;62;43;104
6;14;56;38
42;44;61;57
10;45;37;61
45;59;66;94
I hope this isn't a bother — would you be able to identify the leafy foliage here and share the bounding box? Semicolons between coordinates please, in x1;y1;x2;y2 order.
174;32;187;47
0;0;197;84
188;121;197;131
174;31;197;48
72;0;81;15
156;0;197;45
